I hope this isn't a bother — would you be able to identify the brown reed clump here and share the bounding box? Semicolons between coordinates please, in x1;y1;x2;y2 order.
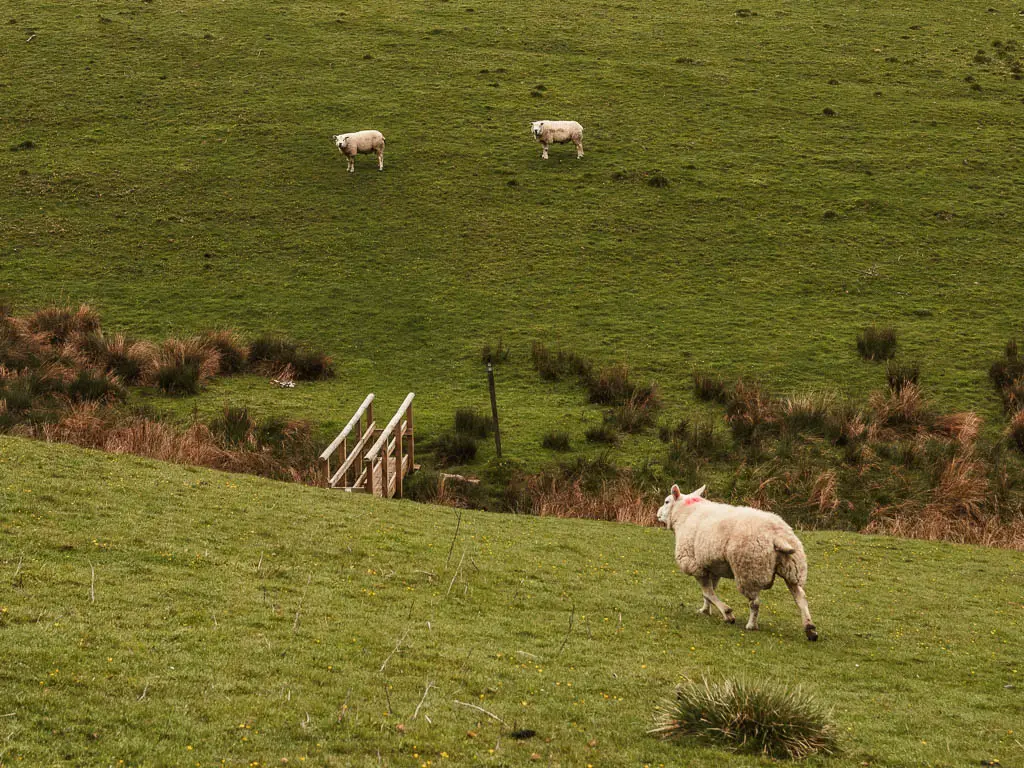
525;471;657;526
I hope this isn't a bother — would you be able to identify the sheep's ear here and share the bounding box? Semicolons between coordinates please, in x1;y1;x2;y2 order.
690;485;707;498
671;485;681;500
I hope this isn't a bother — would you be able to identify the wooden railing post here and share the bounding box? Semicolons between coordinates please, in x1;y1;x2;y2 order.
407;401;415;469
396;421;405;498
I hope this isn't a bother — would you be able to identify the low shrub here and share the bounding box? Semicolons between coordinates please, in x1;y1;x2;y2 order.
541;430;572;451
725;379;777;443
454;407;493;438
651;676;838;759
856;325;898;361
432;432;478;467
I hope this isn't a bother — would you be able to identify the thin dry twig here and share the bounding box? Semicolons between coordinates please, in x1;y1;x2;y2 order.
446;551;466;597
446;509;463;568
412;681;435;720
556;602;576;656
379;628;412;673
452;699;507;725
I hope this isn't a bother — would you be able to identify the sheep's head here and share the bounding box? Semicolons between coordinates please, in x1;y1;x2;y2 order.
656;484;707;527
334;134;349;150
531;121;543;138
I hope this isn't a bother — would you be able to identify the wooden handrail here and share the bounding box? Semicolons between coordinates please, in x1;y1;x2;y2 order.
328;421;377;486
365;393;415;461
320;393;375;461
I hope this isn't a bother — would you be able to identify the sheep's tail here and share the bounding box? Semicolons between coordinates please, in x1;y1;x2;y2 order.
773;535;796;555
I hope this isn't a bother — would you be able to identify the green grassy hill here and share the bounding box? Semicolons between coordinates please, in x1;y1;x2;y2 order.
3;0;1024;462
1;436;1020;766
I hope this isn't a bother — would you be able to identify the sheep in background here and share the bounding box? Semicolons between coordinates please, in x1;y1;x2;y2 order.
658;484;818;641
530;120;584;160
333;130;386;172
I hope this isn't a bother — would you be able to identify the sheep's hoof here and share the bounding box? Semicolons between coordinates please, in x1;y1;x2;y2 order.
724;612;736;625
745;623;758;631
805;625;819;642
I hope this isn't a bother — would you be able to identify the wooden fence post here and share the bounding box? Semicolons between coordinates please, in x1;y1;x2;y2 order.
487;362;502;459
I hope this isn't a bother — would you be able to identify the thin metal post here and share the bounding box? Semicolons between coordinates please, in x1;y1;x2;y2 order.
487;362;502;459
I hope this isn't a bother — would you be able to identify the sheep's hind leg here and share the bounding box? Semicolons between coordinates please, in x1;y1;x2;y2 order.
347;157;355;173
697;575;734;623
575;139;584;159
697;576;719;615
376;149;384;171
541;143;549;160
738;584;761;631
787;581;818;641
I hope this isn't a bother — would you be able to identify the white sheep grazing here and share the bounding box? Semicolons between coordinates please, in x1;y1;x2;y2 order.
657;484;818;641
332;130;386;172
530;120;584;160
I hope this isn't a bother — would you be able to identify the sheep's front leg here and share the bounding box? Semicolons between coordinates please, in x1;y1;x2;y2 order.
347;156;355;173
376;148;384;171
541;142;549;160
575;138;584;159
696;574;733;623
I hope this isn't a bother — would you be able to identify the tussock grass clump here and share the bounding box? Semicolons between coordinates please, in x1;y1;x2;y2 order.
154;338;220;395
248;335;335;381
725;379;777;443
856;325;898;361
432;432;478;467
667;417;728;460
886;360;920;393
541;430;572;451
66;369;125;403
210;405;255;447
200;330;249;375
585;422;619;444
651;676;838;760
1008;410;1024;452
869;383;934;429
530;340;592;381
27;304;101;344
989;339;1024;413
607;391;660;433
454;407;493;438
693;370;728;402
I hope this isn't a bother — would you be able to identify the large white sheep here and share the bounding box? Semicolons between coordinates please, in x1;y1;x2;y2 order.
530;120;584;160
657;484;818;641
332;130;386;172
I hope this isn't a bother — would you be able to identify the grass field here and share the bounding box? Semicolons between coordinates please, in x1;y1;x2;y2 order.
3;0;1024;466
1;435;1021;766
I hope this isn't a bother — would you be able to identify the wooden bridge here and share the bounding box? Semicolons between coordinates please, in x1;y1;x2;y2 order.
319;393;416;498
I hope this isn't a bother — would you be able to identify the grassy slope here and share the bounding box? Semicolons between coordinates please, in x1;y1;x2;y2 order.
3;0;1024;465
1;436;1020;767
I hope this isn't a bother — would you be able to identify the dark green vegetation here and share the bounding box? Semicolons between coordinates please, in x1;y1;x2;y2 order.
3;0;1024;468
1;436;1021;765
651;676;838;759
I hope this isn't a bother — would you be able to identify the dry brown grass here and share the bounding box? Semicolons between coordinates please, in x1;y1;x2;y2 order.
526;473;658;526
869;383;933;429
154;337;222;385
864;504;1024;550
1008;409;1024;453
933;411;982;448
808;470;840;516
